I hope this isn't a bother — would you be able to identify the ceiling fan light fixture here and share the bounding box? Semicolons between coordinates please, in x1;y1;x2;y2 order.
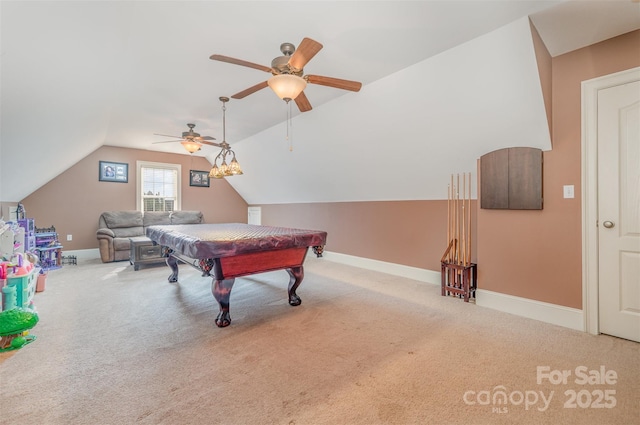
268;74;307;101
181;140;202;153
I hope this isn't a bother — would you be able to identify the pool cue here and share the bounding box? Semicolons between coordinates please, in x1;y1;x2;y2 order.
462;172;466;266
450;174;454;263
446;181;451;257
467;172;471;266
456;173;460;265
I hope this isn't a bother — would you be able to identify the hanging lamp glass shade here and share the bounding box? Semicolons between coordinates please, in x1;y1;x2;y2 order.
219;160;230;176
229;157;243;175
209;164;224;179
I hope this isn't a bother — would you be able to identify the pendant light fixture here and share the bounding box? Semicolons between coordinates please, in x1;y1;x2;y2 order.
209;97;243;179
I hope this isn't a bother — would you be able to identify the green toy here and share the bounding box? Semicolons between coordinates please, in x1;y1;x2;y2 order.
0;308;39;352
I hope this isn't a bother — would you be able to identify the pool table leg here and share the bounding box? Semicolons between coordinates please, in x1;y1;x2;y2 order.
212;277;235;327
287;266;304;306
166;253;179;283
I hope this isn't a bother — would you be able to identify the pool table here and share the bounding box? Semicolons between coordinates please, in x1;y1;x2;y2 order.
146;223;327;327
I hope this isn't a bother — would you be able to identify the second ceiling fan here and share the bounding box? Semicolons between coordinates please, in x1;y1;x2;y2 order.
210;37;362;112
153;123;219;153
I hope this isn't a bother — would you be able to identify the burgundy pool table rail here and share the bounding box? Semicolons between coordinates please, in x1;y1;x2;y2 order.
145;223;327;328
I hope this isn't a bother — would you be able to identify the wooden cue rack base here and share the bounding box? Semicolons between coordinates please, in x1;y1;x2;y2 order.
441;261;477;302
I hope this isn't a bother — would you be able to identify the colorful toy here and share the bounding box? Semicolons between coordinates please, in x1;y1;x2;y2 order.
0;308;39;352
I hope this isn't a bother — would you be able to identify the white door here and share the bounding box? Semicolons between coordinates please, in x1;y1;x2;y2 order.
597;80;640;342
247;207;262;225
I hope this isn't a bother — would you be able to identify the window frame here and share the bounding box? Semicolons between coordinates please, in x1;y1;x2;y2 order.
136;160;182;212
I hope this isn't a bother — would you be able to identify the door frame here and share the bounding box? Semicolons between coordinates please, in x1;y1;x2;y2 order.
581;66;640;335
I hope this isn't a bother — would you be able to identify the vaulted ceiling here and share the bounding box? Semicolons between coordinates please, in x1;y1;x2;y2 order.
1;1;638;204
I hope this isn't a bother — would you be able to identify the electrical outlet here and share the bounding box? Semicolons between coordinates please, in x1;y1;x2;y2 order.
563;185;574;199
66;234;73;241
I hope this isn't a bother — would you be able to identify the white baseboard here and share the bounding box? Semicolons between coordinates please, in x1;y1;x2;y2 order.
476;289;585;332
322;251;441;286
323;251;584;332
62;248;100;260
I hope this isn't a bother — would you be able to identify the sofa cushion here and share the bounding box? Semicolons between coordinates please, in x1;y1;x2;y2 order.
143;211;171;227
101;211;143;229
170;211;203;224
112;227;145;238
113;237;133;251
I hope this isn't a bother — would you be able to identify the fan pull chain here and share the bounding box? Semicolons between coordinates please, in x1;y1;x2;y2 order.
286;101;293;151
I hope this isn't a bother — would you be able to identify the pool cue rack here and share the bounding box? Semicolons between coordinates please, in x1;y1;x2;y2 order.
441;172;476;302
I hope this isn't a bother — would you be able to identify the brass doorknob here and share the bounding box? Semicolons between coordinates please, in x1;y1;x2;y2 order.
603;221;615;228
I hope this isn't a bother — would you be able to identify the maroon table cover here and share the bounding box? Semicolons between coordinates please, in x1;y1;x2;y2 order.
146;223;327;259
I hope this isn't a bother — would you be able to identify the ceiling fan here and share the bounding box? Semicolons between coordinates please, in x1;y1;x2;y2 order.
210;37;362;112
153;123;220;153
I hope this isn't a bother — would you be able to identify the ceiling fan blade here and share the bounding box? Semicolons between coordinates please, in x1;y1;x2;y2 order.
306;75;362;92
209;54;273;73
288;38;323;72
201;136;216;141
152;140;183;144
294;91;312;112
231;81;269;99
153;133;181;138
201;140;223;148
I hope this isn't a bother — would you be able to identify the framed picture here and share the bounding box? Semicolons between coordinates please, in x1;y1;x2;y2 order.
99;161;128;183
190;170;210;187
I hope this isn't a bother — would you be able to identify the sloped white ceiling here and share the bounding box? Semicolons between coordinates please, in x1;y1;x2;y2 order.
1;1;638;203
229;16;551;204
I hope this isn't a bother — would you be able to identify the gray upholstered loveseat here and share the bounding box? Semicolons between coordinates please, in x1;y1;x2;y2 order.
96;210;204;263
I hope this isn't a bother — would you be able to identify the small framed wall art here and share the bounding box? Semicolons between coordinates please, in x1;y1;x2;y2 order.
99;161;128;183
189;170;210;187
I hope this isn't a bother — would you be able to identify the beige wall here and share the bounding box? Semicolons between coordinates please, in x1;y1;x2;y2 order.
261;201;477;271
261;30;640;310
478;30;639;309
20;146;248;251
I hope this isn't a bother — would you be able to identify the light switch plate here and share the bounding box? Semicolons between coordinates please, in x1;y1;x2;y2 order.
563;185;574;199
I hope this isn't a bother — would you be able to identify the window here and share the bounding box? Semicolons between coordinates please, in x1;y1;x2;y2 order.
136;161;181;212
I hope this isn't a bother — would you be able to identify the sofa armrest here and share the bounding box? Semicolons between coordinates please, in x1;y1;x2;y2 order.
96;228;116;263
96;228;116;239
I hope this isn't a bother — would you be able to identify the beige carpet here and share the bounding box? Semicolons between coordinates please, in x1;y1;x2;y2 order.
1;257;638;425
